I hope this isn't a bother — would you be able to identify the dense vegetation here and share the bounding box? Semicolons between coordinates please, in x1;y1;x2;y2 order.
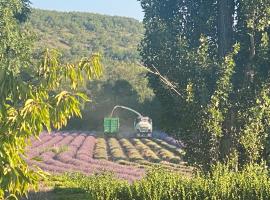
139;0;270;170
29;9;143;62
27;9;156;130
28;164;270;200
0;0;102;198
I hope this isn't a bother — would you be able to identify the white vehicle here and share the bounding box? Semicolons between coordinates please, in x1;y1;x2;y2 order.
134;116;152;137
111;105;153;137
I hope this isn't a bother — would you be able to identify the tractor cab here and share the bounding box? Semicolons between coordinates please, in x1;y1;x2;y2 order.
134;116;152;138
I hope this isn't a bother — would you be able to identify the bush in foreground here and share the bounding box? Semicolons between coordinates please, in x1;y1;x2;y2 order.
60;163;270;200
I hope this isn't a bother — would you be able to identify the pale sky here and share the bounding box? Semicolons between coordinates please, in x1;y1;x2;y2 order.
30;0;144;21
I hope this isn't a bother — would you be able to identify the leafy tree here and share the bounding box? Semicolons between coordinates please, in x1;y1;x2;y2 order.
139;0;270;169
0;0;102;199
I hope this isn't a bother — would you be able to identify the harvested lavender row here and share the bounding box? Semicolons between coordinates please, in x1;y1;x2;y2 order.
54;140;144;177
108;138;127;161
153;138;184;157
119;138;143;161
141;138;181;163
93;138;108;160
131;138;160;162
52;135;144;177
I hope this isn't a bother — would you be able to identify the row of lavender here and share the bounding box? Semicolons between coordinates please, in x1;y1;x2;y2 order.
26;132;144;182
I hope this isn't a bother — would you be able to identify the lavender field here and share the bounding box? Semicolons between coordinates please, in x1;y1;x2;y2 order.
26;132;191;181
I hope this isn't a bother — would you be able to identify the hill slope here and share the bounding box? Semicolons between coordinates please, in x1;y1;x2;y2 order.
29;9;144;62
28;9;157;130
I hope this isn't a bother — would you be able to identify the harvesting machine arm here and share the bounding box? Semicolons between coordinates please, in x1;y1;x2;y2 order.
110;105;153;138
111;105;142;118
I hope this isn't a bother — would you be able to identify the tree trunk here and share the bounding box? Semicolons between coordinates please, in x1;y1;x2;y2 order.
217;0;234;58
217;0;235;160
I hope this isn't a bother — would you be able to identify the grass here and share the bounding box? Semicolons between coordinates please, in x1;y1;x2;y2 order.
21;175;89;200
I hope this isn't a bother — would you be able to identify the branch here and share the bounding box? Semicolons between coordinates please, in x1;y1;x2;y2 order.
137;62;183;98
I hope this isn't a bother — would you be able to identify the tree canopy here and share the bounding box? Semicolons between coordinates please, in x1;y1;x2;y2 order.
139;0;270;169
28;9;144;63
0;1;102;198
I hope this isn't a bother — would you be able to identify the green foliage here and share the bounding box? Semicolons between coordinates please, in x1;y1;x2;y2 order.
201;44;240;167
28;9;143;63
139;0;270;169
239;84;270;163
69;173;131;200
60;164;270;200
0;1;102;199
27;9;156;130
204;44;240;138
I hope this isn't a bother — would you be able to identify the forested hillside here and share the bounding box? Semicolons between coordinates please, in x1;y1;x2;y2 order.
28;9;156;130
29;9;143;62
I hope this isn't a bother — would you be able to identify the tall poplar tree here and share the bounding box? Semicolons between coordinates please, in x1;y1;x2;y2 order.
139;0;270;169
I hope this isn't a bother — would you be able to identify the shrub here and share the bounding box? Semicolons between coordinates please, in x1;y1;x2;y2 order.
65;163;270;200
69;173;131;200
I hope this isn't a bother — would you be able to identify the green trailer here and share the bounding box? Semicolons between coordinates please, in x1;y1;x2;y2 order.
104;117;120;134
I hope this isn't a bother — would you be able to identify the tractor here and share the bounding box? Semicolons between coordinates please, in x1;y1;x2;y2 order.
104;105;152;137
